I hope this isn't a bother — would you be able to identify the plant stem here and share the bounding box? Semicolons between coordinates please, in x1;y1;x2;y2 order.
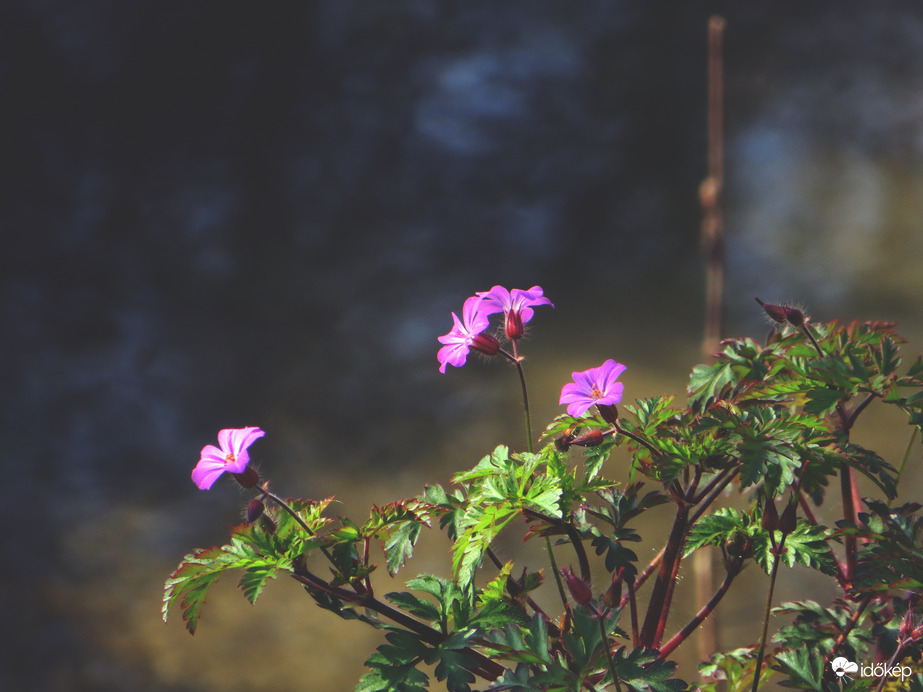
828;594;872;660
890;426;919;507
639;502;689;649
627;577;640;647
290;570;506;681
598;615;622;692
545;535;573;615
510;341;534;453
262;489;341;568
845;393;876;430
656;560;738;660
840;465;859;583
751;538;785;692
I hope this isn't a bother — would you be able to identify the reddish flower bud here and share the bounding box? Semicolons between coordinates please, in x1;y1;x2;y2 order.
783;306;805;328
755;297;787;324
779;498;797;535
505;310;524;341
469;333;500;356
247;498;265;524
602;572;623;609
762;498;779;532
232;466;260;489
561;567;593;606
596;404;619;425
570;430;605;447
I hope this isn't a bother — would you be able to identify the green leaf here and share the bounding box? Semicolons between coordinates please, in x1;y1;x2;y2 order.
383;520;424;576
771;647;825;690
804;387;845;416
685;508;752;555
237;564;279;604
591;534;638;580
611;647;688;692
752;520;836;575
385;591;442;624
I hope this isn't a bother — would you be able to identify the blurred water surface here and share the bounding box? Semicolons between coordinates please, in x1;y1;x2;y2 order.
3;2;923;690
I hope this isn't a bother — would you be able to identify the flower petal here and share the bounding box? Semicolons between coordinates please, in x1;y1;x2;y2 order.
192;457;229;490
461;295;490;334
229;427;265;456
437;342;469;372
566;400;594;417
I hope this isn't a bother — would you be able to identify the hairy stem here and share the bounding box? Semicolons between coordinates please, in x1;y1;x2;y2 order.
511;341;533;453
627;577;640;647
840;465;859;583
639;502;689;649
656;560;738;660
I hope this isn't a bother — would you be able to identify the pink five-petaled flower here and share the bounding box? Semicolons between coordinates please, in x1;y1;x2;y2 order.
559;359;627;417
437;296;500;373
192;427;265;490
477;285;554;340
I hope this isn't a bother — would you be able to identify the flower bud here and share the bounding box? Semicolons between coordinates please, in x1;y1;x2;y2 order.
561;567;593;606
247;498;265;524
258;513;277;534
783;307;805;328
470;333;500;356
570;430;605;447
505;310;524;341
233;466;260;489
601;572;623;609
779;498;797;535
755;297;787;324
596;404;619;425
762;497;779;532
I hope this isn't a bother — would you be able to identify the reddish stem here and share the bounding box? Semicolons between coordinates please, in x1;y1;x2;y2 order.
627;577;640;647
840;465;859;583
656;561;738;660
639;503;690;648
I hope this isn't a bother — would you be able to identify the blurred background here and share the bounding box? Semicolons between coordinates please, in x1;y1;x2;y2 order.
3;1;923;690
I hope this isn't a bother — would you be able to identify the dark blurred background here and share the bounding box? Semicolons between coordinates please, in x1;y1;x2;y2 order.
3;2;923;690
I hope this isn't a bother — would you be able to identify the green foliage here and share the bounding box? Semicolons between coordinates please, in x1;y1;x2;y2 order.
450;446;564;589
839;500;923;592
166;313;923;691
163;497;332;634
772;600;873;661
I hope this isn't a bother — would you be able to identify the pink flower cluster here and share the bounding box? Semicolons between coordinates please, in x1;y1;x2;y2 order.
436;285;553;373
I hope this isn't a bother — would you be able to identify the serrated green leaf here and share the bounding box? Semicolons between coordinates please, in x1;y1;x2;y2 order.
385;591;442;624
771;647;825;690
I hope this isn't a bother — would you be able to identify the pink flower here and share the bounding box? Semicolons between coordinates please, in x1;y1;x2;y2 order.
477;285;554;340
192;427;265;490
559;359;627;417
437;296;499;373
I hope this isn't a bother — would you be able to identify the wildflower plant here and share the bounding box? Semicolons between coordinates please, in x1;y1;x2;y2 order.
164;289;923;691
